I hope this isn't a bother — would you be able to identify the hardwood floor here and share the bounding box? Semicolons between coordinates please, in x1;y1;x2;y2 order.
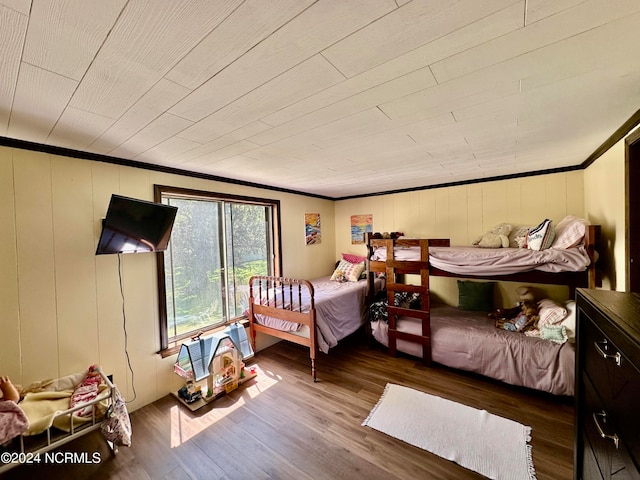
1;332;575;479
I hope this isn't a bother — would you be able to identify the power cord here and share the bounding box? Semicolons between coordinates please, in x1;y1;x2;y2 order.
117;253;137;404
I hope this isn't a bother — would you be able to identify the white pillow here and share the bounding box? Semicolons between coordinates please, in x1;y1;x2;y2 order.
527;219;555;251
561;300;576;342
330;260;364;282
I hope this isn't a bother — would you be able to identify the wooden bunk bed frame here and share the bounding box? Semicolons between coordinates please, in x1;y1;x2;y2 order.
248;275;319;381
365;225;601;363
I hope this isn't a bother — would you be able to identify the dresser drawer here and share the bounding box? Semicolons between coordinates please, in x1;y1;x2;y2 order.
583;317;618;407
582;373;640;479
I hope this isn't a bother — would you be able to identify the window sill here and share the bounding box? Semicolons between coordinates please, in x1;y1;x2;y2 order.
158;318;249;359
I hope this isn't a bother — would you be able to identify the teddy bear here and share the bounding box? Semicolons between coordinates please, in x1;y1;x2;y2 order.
472;223;512;248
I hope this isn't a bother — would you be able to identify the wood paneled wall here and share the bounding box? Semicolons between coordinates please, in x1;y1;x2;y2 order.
0;146;335;411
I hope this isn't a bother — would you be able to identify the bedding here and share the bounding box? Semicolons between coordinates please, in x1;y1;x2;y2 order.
371;306;575;396
370;244;591;275
0;368;122;475
250;276;378;353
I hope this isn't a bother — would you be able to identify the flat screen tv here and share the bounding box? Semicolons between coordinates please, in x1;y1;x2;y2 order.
96;194;178;255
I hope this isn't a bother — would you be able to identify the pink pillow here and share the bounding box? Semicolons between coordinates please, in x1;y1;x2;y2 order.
537;298;568;327
551;215;588;249
342;253;367;264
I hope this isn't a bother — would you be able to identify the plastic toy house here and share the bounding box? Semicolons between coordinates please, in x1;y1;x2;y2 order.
173;330;256;411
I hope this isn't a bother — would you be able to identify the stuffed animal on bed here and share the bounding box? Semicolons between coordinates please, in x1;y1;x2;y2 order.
489;286;540;332
491;301;540;332
472;223;512;248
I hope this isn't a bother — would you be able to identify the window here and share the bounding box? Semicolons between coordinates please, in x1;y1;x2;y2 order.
155;185;281;351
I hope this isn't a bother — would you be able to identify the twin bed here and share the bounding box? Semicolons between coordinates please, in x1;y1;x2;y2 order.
248;217;600;395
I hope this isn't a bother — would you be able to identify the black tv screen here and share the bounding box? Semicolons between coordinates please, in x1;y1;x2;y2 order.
96;194;178;255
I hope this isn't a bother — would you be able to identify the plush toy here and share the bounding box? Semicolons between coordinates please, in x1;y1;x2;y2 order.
489;286;540;332
472;223;512;248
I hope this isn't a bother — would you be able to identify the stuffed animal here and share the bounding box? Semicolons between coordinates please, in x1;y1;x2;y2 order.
489;286;540;332
472;223;512;248
490;300;540;332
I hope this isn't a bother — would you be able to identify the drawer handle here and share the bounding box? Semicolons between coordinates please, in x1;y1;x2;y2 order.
593;340;622;366
592;411;620;449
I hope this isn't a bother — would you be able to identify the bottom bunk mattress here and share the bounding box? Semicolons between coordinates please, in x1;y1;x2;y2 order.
371;306;574;396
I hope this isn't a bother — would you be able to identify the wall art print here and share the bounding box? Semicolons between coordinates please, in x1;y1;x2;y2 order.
305;213;321;245
351;214;372;244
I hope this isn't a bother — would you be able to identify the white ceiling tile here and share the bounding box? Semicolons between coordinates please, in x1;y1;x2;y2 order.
169;0;397;122
134;136;202;164
109;113;193;159
165;0;316;89
47;107;114;150
0;4;27;135
430;0;640;84
0;0;30;15
178;54;345;144
250;66;436;146
23;0;127;81
9;63;78;143
323;0;519;78
87;79;191;155
69;0;242;118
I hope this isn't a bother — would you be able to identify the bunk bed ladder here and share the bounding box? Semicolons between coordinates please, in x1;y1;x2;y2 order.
385;238;432;365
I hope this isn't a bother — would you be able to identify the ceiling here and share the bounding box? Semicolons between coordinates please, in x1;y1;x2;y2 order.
1;0;640;199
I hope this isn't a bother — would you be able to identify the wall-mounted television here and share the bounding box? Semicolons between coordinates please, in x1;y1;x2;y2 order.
96;194;178;255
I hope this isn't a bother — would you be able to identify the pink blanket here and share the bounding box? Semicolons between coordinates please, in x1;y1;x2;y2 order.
371;245;590;275
0;400;29;444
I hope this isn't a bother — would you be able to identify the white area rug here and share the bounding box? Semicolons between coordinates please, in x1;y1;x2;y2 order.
362;384;536;480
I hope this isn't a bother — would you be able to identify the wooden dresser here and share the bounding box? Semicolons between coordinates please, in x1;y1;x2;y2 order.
575;289;640;480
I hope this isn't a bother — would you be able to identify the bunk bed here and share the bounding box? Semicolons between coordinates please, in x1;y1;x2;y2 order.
365;221;601;396
248;272;383;381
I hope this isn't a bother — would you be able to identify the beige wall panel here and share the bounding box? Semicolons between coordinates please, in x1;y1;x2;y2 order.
51;156;99;376
480;180;509;230
0;149;21;381
280;193;336;279
519;176;548;224
465;184;483;244
444;185;469;244
565;170;585;217
393;191;418;235
543;173;568;223
584;139;625;291
415;190;437;238
434;188;450;237
506;179;523;222
14;150;59;384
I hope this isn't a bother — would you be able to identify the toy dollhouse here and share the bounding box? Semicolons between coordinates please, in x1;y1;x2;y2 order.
172;326;256;411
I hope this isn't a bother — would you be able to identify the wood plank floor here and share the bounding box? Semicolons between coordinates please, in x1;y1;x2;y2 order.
1;332;575;479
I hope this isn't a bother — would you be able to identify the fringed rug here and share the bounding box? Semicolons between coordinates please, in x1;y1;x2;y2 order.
362;384;535;480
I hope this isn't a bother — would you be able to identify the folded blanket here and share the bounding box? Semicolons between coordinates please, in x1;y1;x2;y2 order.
19;387;109;436
0;400;29;444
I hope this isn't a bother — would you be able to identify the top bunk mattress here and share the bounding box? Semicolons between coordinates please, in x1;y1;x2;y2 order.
370;244;591;276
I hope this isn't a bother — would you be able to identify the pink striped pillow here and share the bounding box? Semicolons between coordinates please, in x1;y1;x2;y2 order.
551;215;588;249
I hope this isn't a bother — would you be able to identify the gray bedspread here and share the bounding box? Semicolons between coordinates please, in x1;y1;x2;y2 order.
371;305;574;396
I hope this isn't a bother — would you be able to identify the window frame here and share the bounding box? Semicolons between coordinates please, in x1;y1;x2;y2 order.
154;184;282;355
